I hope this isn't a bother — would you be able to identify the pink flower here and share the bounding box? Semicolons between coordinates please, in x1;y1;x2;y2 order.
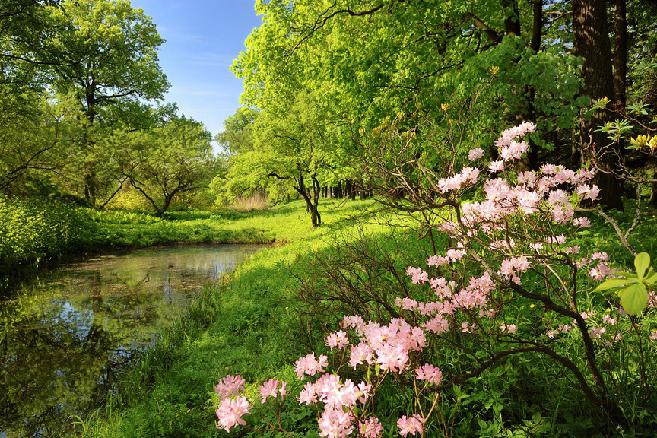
500;323;518;334
427;254;449;267
446;248;466;262
438;167;480;192
326;331;350;349
589;263;612;280
423;315;450;334
318;407;354;438
299;381;318;405
590;327;606;339
214;375;245;399
295;353;329;379
500;140;528;161
415;363;443;385
489;160;504;173
395;297;419;311
216;396;250;432
650;331;657;342
259;379;286;403
576;184;600;201
573;217;591;228
495;122;536;149
468;148;485;161
591;252;609;262
341;315;365;331
350;341;374;368
499;256;531;284
406;266;429;284
397;414;424;437
602;314;617;325
360;417;383;438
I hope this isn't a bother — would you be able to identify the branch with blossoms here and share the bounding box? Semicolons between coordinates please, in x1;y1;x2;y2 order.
211;123;657;436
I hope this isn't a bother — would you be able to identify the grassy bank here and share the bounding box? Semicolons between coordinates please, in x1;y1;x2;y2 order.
77;200;657;437
0;195;376;281
81;200;430;437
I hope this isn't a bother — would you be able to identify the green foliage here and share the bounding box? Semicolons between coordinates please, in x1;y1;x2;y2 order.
0;195;96;272
595;252;654;315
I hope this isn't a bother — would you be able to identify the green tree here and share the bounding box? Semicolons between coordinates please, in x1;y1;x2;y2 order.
37;0;169;206
120;117;215;215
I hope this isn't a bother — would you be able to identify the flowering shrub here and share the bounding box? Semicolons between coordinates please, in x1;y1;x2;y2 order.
212;123;657;436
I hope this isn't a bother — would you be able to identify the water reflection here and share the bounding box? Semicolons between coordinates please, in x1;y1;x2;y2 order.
0;245;260;437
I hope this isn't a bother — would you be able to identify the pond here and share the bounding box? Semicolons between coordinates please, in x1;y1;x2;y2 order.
0;244;261;437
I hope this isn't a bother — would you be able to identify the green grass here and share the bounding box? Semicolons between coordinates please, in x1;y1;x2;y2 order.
0;197;377;279
67;199;657;436
80;199;432;437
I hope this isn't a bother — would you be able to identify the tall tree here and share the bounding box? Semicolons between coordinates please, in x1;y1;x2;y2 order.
38;0;169;206
573;0;624;209
613;0;628;110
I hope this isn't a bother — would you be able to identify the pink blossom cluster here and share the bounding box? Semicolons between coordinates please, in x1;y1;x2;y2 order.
495;122;536;149
359;417;384;438
415;363;443;385
210;124;649;437
397;414;425;437
214;375;251;432
216;396;250;432
214;374;245;398
499;256;531;284
295;353;329;378
468;147;485;161
343;318;426;372
260;378;287;403
326;330;349;349
438;167;480;193
298;373;371;437
406;266;429;284
457;166;596;233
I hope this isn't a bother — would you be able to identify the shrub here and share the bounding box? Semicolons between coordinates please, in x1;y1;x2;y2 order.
209;124;657;436
0;195;96;272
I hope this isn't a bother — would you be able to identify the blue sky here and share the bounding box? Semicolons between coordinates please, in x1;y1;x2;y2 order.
131;0;260;138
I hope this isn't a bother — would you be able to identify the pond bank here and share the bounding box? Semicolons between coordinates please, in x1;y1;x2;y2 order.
79;200;427;437
0;244;262;436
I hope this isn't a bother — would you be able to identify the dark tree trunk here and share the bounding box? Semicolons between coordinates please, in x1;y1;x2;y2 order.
612;0;627;111
502;0;521;35
573;0;624;210
84;90;98;208
527;0;543;170
296;173;321;227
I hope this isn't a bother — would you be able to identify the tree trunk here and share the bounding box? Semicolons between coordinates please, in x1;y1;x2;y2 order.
527;0;543;170
573;0;624;210
296;173;321;227
612;0;627;111
83;90;98;208
502;0;521;36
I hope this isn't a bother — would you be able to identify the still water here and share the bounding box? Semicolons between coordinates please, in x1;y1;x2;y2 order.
0;244;260;437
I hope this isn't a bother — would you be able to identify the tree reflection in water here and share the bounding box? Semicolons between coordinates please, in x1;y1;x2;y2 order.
0;245;259;436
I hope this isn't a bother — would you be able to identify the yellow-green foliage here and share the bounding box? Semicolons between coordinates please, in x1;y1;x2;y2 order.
0;195;95;270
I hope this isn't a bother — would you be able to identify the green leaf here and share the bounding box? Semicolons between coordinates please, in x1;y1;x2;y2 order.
594;278;632;291
618;283;648;316
644;272;657;286
634;252;650;280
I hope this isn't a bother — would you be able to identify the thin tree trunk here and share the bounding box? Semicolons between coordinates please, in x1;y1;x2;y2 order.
527;0;543;170
613;0;627;111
